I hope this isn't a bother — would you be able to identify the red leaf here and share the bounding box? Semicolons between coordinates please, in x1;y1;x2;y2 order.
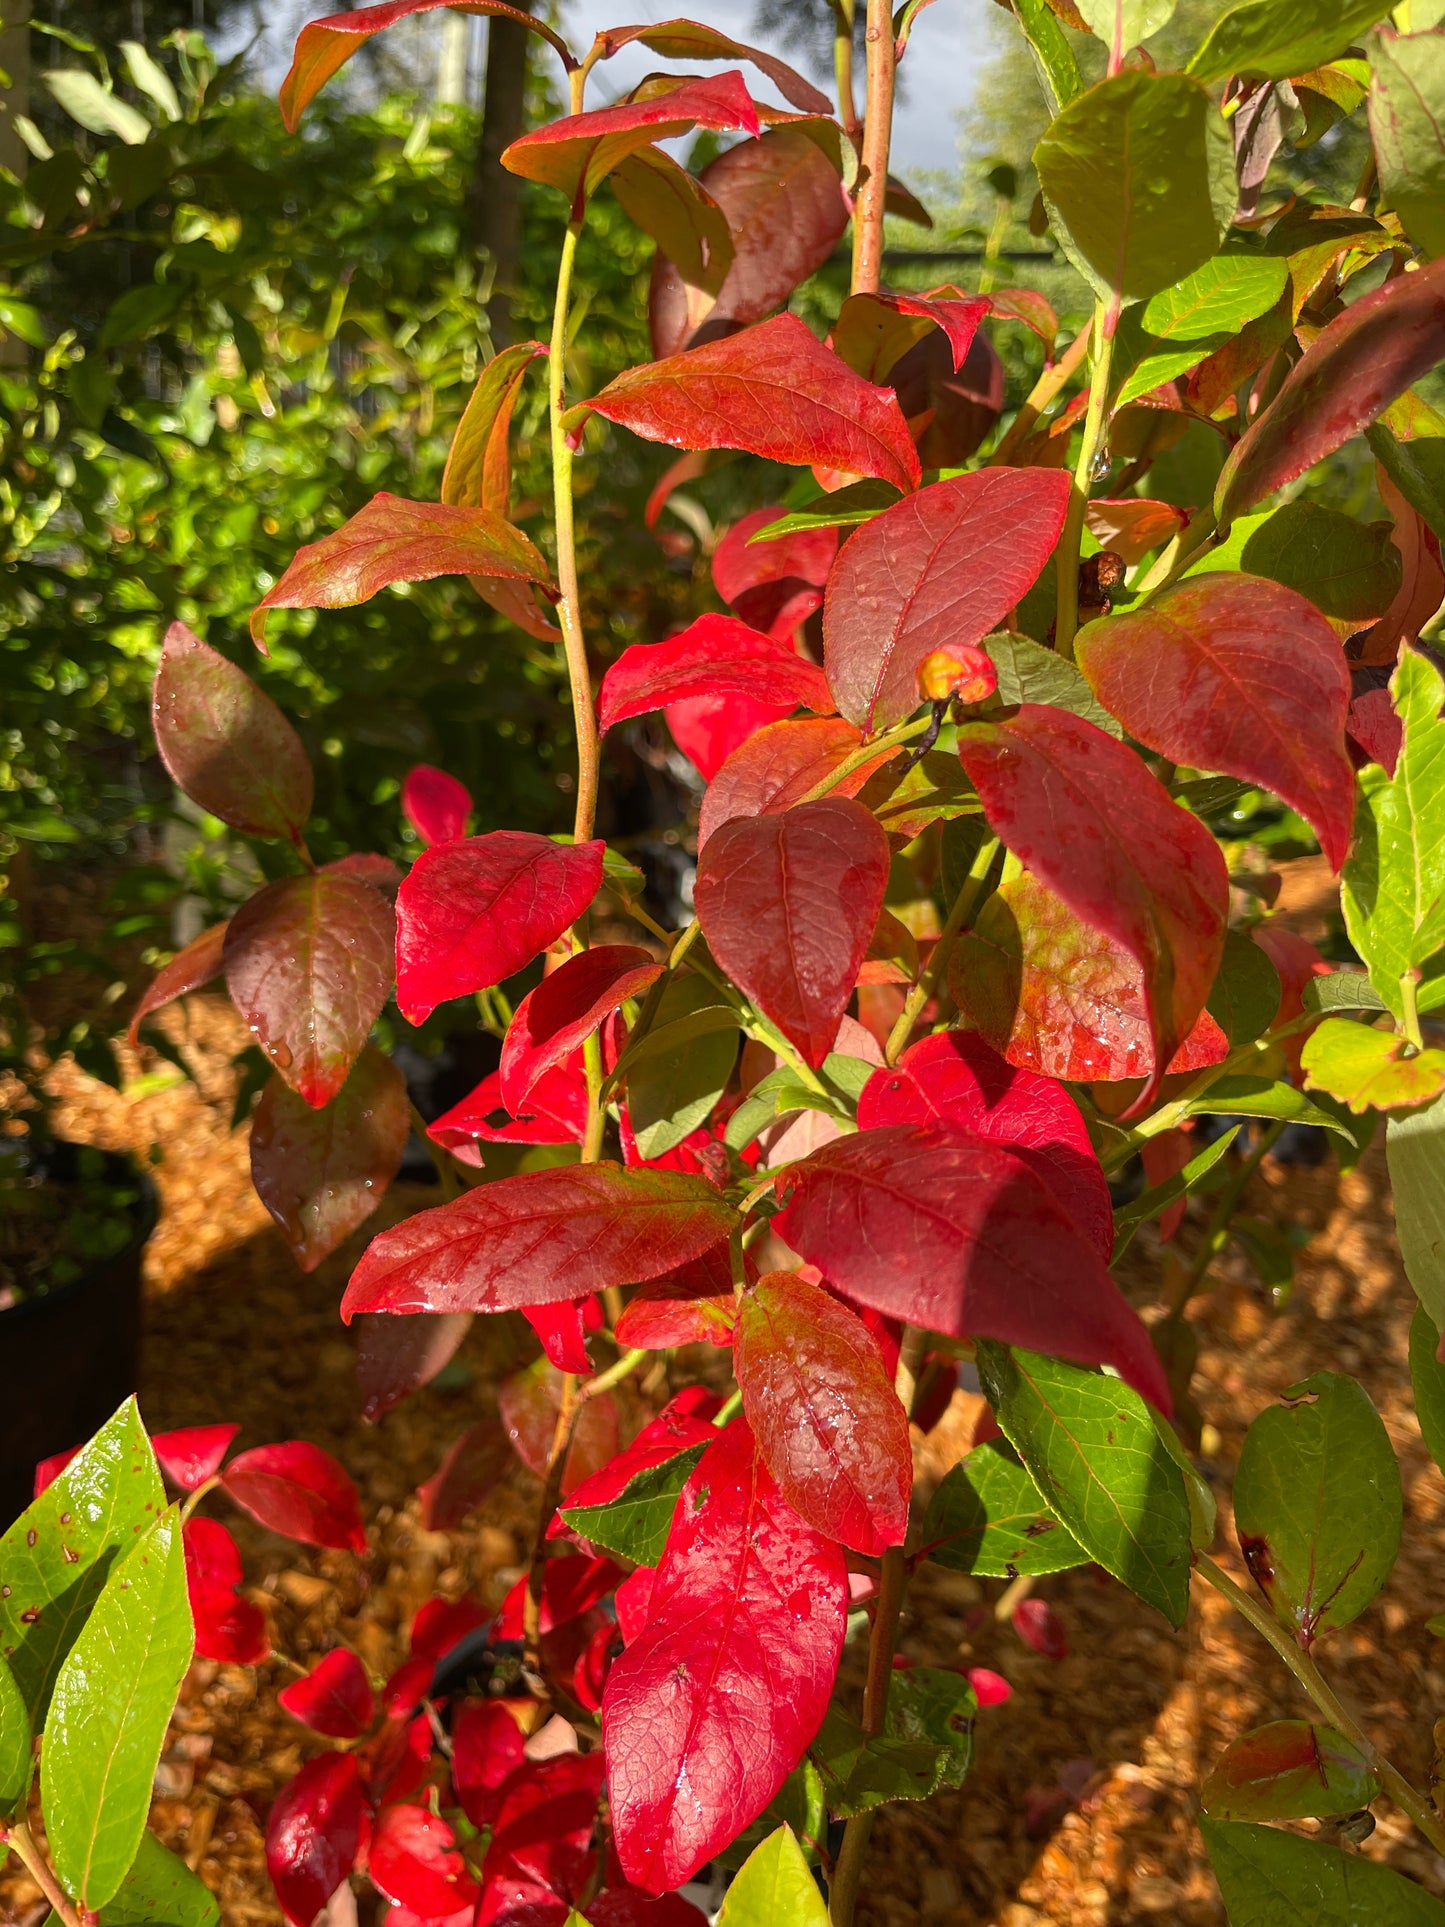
711;509;839;639
650;127;847;357
604;1418;848;1893
502;945;662;1112
476;1872;569;1926
665;690;798;780
402;764;473;846
615;1568;655;1645
1083;497;1187;565
417;1419;513;1532
522;1298;596;1374
561;1394;721;1520
279;0;572;131
613;1247;739;1349
342;1162;738;1318
395;832;603;1026
831;287;991;384
430;1064;588;1162
251;493;549;646
453;1700;527;1829
410;1594;489;1662
356;1311;472;1423
598;614;833;735
734;1271;911;1554
1076;576;1355;871
693;797;889;1066
223;871;395;1108
503;72;759;201
278;1648;376;1739
1013;1596;1068;1659
153;1423;239;1491
957;707;1229;1092
497;1554;625;1639
221;1440;368;1553
598;19;830;114
698;715;892;849
442;341;548;515
589;1893;709;1927
583;314;920;492
499;1360;621;1493
370;1805;480;1917
183;1516;270;1666
823;469;1070;732
772;1125;1171;1410
489;1752;605;1897
1142;1128;1195;1243
858;1032;1113;1263
1216;255;1445;526
968;1666;1013;1706
127;919;228;1048
152;622;312;840
265;1751;364;1927
251;1046;410;1272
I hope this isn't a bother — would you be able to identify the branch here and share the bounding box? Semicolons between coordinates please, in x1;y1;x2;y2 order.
849;0;897;295
1;1822;82;1927
1054;298;1114;660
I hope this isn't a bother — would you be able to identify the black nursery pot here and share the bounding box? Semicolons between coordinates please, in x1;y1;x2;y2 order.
0;1145;157;1529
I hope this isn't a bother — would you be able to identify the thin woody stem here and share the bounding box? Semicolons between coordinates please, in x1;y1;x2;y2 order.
1055;298;1114;660
796;716;930;805
834;0;860;141
548;211;599;847
850;0;896;293
991;324;1090;466
2;1822;82;1927
524;1369;580;1664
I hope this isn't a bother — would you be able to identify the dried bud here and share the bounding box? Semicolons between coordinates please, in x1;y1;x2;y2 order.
916;643;999;706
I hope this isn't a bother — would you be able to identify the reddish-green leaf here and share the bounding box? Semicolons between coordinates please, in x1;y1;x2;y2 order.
599;614;833;735
1083;497;1187;563
734;1271;911;1554
1077;576;1354;870
603;1417;848;1893
612;147;734;297
417;1418;512;1530
957;707;1229;1089
598;18;831;115
441;341;546;513
356;1311;472;1422
773;1125;1171;1409
824;470;1071;733
278;0;573;132
831;287;991;384
151;622;312;840
251;493;549;646
223;871;395;1108
580;314;921;493
250;1046;410;1272
1215;255;1445;527
221;1440;368;1553
341;1162;739;1318
503;72;760;202
501;944;661;1112
712;508;838;639
694;797;889;1066
127;918;228;1047
1201;1721;1378;1822
394;831;603;1026
499;1358;622;1492
699;716;893;849
614;1245;739;1349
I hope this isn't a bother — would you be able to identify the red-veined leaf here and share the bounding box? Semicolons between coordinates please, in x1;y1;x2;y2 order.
453;1701;527;1829
603;1417;847;1892
265;1751;364;1927
442;342;547;514
488;1752;605;1898
223;871;394;1107
356;1311;472;1423
987;286;1059;354
153;1423;239;1491
859;1031;1112;1261
1076;575;1354;871
183;1516;269;1666
1215;255;1445;526
711;508;838;638
251;493;550;646
823;469;1071;732
613;1245;739;1348
831;287;991;384
127;919;228;1048
773;1124;1171;1409
665;690;798;780
1083;497;1188;564
402;763;473;846
501;945;661;1112
957;706;1229;1093
417;1418;512;1531
370;1805;480;1917
499;1360;621;1492
693;797;889;1066
615;1568;655;1645
598;614;833;735
395;831;603;1025
580;313;920;492
250;1047;410;1272
277;1648;376;1740
342;1162;738;1318
279;0;573;132
503;72;759;202
151;622;312;840
429;1063;588;1162
651;126;848;356
497;1554;625;1639
221;1441;368;1553
697;715;893;849
522;1297;597;1374
597;18;831;114
734;1271;911;1554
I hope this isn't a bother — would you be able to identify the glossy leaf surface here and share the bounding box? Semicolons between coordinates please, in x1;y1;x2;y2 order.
153;1425;238;1492
401;762;473;846
502;72;760;202
560;1398;717;1566
501;945;661;1112
922;1440;1087;1579
278;1647;376;1740
183;1516;269;1666
441;341;547;513
1200;1721;1378;1822
1190;0;1396;84
356;1311;472;1423
264;1751;364;1927
1201;1818;1445;1927
598;19;831;115
221;1441;369;1553
598;614;832;734
126;919;228;1047
1371;29;1445;261
831;288;990;384
697;717;887;849
370;1804;480;1916
1301;1018;1445;1114
714;1826;826;1927
624;973;740;1159
712;508;837;639
0;1656;30;1819
809;1667;975;1818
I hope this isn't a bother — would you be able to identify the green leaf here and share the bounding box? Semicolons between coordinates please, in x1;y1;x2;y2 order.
1367;397;1445;543
1184;1073;1363;1137
1207;930;1283;1048
1302;971;1386;1015
623;973;739;1157
1149;1410;1217;1551
1301;1018;1445;1114
716;1826;827;1927
0;1653;31;1820
975;1342;1193;1626
1370;28;1445;260
1392;1095;1445;1328
809;1667;975;1819
1185;501;1403;622
1409;1304;1445;1481
118;42;181;122
559;1442;707;1566
1075;0;1176;59
922;1440;1088;1578
748;481;901;543
723;1052;863;1153
1201;1817;1445;1925
1233;1371;1402;1644
42;1510;193;1911
1201;1722;1378;1822
42;68;151;143
1230;1215;1299;1300
0;1399;165;1727
978;631;1123;737
42;1832;221;1927
1116;254;1289;405
1012;0;1084;114
1189;0;1392;85
1034;70;1235;308
1112;1127;1240;1259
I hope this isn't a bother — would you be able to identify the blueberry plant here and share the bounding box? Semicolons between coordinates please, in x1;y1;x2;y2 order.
9;0;1445;1920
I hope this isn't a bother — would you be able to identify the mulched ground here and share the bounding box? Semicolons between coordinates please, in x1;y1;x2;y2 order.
5;854;1444;1926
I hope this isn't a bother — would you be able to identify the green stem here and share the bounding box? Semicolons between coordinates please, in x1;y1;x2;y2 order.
581;1027;606;1162
548;211;599;847
1055;298;1114;661
1133;507;1217;598
577;1346;648;1403
992;324;1090;466
1195;1553;1445;1856
834;0;859;141
713;1388;743;1427
884;837;1000;1066
796;716;930;805
1169;1119;1283;1316
1401;971;1424;1052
